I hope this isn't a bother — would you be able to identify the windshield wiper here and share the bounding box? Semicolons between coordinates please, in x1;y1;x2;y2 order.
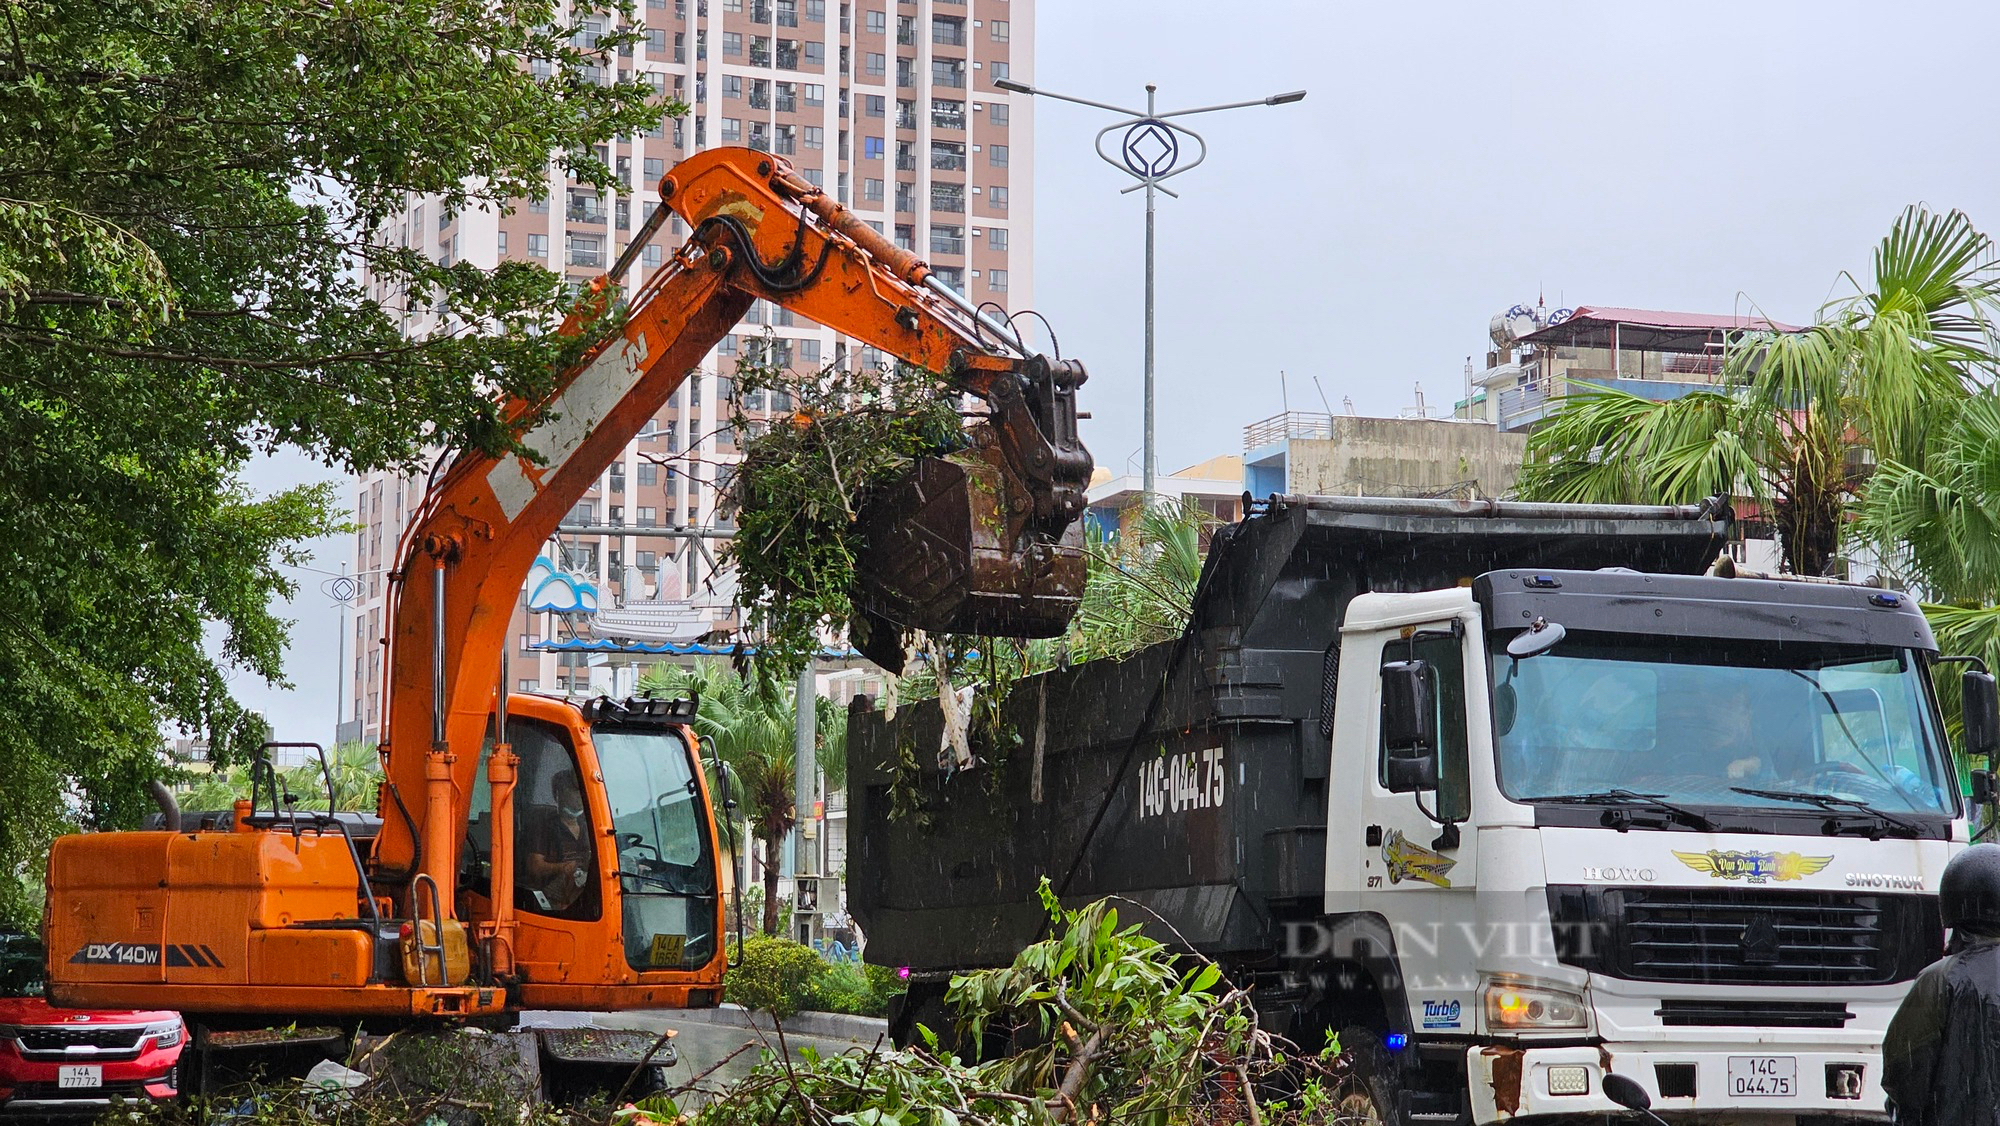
1729;786;1922;837
1528;789;1717;831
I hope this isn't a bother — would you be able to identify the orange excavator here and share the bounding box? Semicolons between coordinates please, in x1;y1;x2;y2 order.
41;148;1090;1055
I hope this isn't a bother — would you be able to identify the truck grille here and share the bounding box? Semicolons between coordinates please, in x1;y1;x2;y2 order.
1547;884;1941;986
17;1026;146;1052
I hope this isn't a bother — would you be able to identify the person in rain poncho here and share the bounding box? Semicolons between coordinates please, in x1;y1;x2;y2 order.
1883;842;2000;1124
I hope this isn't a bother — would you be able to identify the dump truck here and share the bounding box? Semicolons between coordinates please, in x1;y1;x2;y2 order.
847;495;1997;1124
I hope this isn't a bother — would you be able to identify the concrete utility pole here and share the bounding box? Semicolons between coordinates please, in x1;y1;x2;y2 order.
995;78;1305;498
790;659;816;876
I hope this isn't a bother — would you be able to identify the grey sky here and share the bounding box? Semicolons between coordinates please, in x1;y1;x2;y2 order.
234;0;2000;743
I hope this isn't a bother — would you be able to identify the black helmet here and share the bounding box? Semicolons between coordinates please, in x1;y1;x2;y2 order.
1940;844;2000;933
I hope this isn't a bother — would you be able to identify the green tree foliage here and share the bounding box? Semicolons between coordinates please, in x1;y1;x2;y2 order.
685;881;1335;1126
175;741;382;814
1519;206;2000;577
725;352;965;676
0;0;675;925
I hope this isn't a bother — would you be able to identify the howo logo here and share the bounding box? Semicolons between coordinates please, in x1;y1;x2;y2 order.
1581;866;1657;882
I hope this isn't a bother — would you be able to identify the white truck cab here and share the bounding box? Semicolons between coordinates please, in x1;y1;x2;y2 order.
1327;568;1980;1122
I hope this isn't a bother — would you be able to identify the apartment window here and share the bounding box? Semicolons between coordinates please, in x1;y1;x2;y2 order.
804;42;824;67
724;74;743;99
988;227;1008;252
863;177;883;201
643;244;662;268
990;61;1010;83
864;135;884;160
897;57;916;87
932;98;964;129
931;181;965;212
805;0;825;21
930;224;964;255
637;551;658;571
988;268;1008;293
643;157;664;182
724;0;742;9
931;141;966;171
800;338;821;364
991;102;1009;127
774;123;796;154
895;15;915;45
638;462;658;486
749;121;771;152
864;94;884;118
751;36;772;65
569;501;595;524
439;208;452;231
932;15;965;45
637;506;658;526
723;31;742;56
528;195;549;213
865;9;885;34
990;19;1009;42
413;204;424;231
805;83;826;107
527;233;549;258
930;57;965;88
497;230;509;256
717;334;738;355
931;265;964;291
865;51;885;76
777;0;799;26
893;183;914;213
804;126;824;150
989;143;1008;168
990;185;1008;211
721;117;742;142
646;27;667;54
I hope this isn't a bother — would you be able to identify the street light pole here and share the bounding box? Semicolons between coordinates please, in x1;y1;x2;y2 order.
996;77;1305;499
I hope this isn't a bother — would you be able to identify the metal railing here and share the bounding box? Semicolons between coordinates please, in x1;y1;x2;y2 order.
1241;410;1334;450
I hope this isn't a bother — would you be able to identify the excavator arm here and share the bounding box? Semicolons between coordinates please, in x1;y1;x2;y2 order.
369;146;1092;894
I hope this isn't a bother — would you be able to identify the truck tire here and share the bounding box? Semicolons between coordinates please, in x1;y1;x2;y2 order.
1332;1026;1403;1126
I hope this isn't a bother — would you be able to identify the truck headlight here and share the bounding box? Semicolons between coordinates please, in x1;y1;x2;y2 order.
1482;977;1588;1031
144;1021;183;1049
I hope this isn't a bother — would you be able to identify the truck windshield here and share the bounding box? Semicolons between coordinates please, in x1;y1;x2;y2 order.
593;727;718;971
1491;631;1957;818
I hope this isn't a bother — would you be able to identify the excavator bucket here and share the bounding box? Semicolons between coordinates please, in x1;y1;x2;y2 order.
852;429;1086;671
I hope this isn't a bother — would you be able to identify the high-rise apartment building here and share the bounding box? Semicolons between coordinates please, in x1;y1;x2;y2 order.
341;0;1035;745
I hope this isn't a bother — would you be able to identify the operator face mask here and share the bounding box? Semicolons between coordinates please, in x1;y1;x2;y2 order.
560;801;585;820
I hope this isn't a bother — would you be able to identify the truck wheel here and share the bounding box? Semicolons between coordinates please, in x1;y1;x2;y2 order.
1331;1027;1402;1126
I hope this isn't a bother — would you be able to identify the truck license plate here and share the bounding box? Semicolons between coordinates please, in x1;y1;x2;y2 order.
1728;1056;1796;1097
58;1065;102;1089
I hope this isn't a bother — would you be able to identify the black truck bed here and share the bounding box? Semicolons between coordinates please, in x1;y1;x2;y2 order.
846;495;1732;971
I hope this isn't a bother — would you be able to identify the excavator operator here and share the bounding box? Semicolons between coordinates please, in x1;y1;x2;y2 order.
520;770;593;916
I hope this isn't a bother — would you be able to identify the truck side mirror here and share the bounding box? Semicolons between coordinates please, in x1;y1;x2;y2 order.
1965;670;2000;759
1381;660;1439;792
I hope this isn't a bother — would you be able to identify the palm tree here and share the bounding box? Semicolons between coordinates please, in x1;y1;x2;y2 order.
637;660;824;936
1518;206;2000;577
1062;497;1215;664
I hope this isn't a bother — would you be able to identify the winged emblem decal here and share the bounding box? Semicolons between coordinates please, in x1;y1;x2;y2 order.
1673;849;1834;884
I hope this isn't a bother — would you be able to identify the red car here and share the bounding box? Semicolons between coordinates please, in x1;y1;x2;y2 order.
0;934;183;1115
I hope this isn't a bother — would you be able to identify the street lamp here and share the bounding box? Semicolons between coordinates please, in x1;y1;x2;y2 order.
996;78;1306;497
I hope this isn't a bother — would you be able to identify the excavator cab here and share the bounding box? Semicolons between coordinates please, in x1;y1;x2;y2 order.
459;693;726;1009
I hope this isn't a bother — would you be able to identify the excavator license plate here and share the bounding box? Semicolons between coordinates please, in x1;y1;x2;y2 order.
647;933;686;967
